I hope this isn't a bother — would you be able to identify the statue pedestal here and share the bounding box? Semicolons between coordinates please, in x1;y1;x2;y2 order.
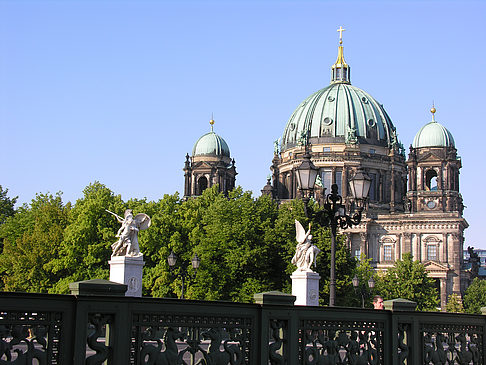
109;255;145;297
291;270;320;306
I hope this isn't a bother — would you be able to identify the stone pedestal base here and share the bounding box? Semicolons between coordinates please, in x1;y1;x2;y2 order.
109;255;145;297
291;270;321;306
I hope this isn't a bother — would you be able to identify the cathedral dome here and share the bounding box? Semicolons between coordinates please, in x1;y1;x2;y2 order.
412;108;455;148
192;120;231;157
281;83;397;151
281;36;398;152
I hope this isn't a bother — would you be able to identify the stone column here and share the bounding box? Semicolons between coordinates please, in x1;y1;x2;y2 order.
342;168;348;198
291;271;321;306
390;170;396;212
402;232;412;254
450;233;462;295
415;234;422;261
360;232;368;257
109;256;145;297
395;235;401;261
378;172;384;202
344;233;352;251
440;278;447;312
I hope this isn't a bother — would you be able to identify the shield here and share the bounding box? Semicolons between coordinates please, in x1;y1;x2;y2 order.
134;213;151;230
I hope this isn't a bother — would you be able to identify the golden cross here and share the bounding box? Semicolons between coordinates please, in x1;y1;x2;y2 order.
337;26;346;44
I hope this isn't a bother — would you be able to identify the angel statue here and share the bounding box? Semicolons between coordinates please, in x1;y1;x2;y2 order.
107;209;151;257
291;220;321;272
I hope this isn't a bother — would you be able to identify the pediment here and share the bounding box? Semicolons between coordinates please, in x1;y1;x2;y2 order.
193;161;214;169
417;151;443;162
423;261;450;272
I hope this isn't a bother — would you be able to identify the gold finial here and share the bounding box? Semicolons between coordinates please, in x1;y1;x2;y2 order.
337;26;346;45
431;103;436;122
210;113;215;131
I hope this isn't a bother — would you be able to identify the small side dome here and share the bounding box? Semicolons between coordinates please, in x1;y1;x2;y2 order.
412;108;455;148
192;119;231;157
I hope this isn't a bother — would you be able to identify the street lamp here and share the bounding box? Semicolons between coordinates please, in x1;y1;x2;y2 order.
295;152;319;216
167;251;201;299
316;169;371;306
352;274;375;308
293;128;371;306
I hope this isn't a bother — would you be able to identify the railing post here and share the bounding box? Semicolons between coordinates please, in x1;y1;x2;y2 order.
481;307;486;364
385;298;417;365
69;279;129;365
254;291;296;365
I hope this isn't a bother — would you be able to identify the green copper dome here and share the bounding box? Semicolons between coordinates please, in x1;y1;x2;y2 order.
281;41;399;151
281;83;397;151
412;119;455;148
192;122;230;157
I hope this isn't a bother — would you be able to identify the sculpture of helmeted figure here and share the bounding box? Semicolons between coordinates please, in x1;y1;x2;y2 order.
292;220;321;272
109;209;151;257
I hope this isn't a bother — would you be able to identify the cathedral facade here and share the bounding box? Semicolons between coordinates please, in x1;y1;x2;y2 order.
266;33;467;309
184;32;468;309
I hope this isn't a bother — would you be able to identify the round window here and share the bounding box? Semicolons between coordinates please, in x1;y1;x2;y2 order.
289;123;296;131
328;96;335;102
323;117;333;126
426;201;437;209
367;119;375;127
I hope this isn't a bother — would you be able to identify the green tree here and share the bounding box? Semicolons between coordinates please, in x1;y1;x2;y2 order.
0;182;358;304
446;293;464;313
47;182;125;293
0;185;17;225
349;253;377;308
0;193;69;292
376;253;439;311
463;278;486;314
144;187;286;302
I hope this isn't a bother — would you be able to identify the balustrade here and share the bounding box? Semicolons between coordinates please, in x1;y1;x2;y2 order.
0;285;484;364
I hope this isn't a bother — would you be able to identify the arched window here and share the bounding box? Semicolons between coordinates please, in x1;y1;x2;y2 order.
198;176;208;195
425;169;438;191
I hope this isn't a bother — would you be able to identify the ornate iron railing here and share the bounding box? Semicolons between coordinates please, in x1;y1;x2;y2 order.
0;289;485;364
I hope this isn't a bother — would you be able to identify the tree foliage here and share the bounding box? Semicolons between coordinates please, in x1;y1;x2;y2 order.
47;182;125;293
0;193;69;292
0;185;17;225
349;253;377;308
446;293;464;313
463;278;486;314
0;182;359;304
376;253;439;311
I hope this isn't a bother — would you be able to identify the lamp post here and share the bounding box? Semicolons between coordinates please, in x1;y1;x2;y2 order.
324;169;371;306
295;152;319;216
296;161;371;306
352;274;375;308
293;127;371;306
167;251;201;299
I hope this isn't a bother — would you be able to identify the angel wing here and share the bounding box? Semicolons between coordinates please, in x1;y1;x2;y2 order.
295;219;307;244
134;213;151;231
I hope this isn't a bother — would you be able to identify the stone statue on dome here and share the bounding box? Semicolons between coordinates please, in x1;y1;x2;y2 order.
292;220;321;272
345;126;358;144
107;209;151;257
273;138;281;155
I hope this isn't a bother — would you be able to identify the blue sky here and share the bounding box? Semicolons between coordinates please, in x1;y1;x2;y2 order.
1;1;485;248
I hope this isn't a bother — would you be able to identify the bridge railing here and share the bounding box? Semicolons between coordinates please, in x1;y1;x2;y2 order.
0;281;484;364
